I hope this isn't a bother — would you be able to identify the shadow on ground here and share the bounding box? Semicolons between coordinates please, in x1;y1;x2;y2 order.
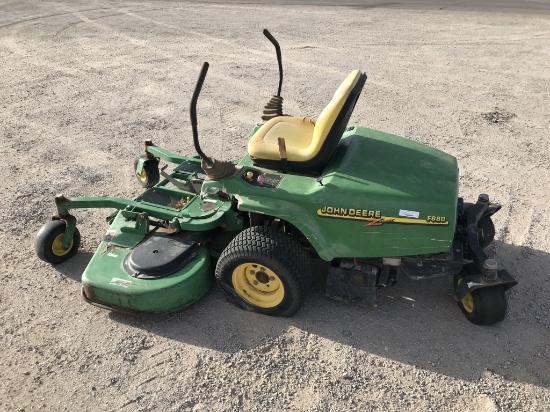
90;240;548;387
53;251;94;282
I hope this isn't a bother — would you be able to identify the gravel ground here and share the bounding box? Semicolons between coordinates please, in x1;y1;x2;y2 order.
1;1;549;411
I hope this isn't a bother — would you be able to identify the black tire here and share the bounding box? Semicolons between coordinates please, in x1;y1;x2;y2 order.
454;274;507;325
462;204;495;249
215;226;311;317
35;220;81;264
133;156;160;188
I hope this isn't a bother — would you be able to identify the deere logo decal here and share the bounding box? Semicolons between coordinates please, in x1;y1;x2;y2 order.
318;206;381;219
317;206;448;226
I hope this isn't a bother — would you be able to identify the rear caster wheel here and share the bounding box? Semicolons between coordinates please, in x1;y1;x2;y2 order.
134;156;159;188
454;274;507;325
462;204;495;249
35;220;81;264
215;226;311;317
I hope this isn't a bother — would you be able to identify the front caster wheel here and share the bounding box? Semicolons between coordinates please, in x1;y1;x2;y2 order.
215;226;311;317
454;274;507;325
134;156;160;188
35;220;81;264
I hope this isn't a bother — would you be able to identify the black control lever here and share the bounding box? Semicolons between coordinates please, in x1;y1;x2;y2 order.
263;29;283;97
190;62;212;166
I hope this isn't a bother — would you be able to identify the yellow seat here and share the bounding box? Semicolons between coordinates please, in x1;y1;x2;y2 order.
248;69;363;164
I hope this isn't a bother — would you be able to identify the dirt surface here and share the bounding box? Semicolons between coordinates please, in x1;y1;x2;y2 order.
1;1;550;411
171;0;550;14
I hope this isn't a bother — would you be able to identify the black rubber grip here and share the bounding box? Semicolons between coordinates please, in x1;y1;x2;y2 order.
263;29;278;47
190;62;212;165
190;62;209;127
263;29;283;97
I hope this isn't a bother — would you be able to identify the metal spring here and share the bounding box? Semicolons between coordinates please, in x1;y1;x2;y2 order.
261;95;284;121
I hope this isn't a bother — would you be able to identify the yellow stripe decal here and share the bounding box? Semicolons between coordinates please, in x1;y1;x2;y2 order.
316;210;449;226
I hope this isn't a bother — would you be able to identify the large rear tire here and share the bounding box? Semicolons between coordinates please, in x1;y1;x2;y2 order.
215;226;311;317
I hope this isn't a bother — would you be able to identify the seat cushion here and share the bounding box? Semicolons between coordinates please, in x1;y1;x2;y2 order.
248;116;316;162
248;69;362;164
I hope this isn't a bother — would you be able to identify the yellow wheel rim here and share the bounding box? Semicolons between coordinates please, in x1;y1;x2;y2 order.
139;169;147;182
51;233;73;257
232;263;285;308
458;278;474;314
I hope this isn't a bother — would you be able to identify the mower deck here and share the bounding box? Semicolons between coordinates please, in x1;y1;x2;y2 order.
81;212;213;313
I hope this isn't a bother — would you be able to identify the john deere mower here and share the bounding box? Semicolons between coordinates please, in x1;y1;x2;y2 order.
35;30;517;325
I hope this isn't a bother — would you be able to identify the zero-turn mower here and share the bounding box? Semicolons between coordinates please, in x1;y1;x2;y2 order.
35;30;517;325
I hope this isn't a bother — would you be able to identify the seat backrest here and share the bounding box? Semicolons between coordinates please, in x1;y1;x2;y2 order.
294;70;366;174
313;70;362;151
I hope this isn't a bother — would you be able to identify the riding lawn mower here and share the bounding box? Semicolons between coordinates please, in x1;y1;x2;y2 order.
35;30;517;325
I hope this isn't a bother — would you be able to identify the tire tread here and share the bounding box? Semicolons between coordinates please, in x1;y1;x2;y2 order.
215;226;311;317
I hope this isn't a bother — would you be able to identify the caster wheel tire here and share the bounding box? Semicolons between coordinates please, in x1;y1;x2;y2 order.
454;274;507;325
35;220;81;264
215;226;311;317
462;204;495;249
134;156;160;188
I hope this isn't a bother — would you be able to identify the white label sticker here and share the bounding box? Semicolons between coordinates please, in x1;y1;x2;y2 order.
399;209;419;218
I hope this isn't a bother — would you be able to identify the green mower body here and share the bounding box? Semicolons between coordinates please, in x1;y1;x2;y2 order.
217;126;459;261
